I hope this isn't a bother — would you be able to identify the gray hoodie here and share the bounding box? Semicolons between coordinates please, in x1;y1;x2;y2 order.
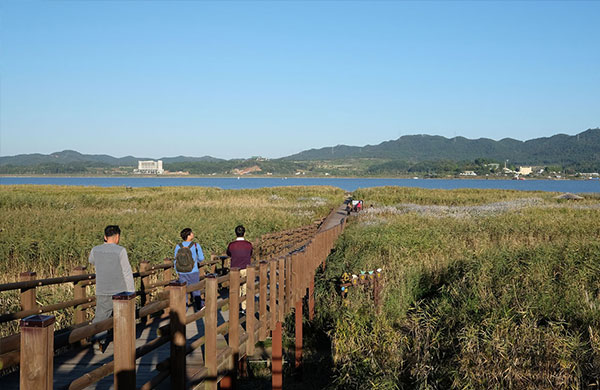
89;243;135;295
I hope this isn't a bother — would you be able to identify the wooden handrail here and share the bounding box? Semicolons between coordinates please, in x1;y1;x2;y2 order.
11;211;346;390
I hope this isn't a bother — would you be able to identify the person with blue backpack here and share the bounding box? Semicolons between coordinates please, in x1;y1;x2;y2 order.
174;227;205;310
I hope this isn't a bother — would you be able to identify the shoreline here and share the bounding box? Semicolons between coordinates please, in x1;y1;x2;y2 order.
0;174;595;181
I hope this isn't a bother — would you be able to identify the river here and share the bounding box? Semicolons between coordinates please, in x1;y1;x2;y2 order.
1;176;599;193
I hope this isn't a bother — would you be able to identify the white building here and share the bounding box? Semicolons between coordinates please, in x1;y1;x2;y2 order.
518;166;532;175
136;160;164;174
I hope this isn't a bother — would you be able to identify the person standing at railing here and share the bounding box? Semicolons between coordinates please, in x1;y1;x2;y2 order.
226;225;253;315
88;225;135;354
174;227;205;311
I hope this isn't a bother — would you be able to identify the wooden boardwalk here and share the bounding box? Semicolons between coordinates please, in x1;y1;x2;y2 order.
2;201;350;390
3;307;232;389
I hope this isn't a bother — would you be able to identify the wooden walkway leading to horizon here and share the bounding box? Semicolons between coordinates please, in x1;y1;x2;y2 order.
1;202;351;390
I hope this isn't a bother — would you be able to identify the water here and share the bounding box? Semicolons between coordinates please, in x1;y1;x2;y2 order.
1;176;598;193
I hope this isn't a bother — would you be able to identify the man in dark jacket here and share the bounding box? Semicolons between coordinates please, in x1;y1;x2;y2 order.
226;225;253;312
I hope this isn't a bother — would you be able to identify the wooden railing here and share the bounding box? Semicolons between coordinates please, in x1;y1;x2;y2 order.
1;213;345;389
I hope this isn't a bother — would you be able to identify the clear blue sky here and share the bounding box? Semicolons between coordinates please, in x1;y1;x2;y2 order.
1;1;598;159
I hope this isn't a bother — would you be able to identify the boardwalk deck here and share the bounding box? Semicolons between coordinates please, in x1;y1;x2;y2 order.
2;308;231;390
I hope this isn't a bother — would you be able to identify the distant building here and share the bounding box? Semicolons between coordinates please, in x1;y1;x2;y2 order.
136;160;164;175
459;171;477;176
518;166;532;175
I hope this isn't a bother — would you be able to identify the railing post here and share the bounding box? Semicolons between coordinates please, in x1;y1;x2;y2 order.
209;254;217;274
222;268;240;390
113;291;136;390
169;281;187;390
139;261;150;311
294;299;302;370
20;271;37;311
246;266;256;357
205;275;218;390
285;255;292;315
20;315;54;390
278;258;285;323
163;258;173;283
259;261;268;342
269;260;277;333
73;266;88;324
291;253;298;306
308;278;315;321
272;321;283;390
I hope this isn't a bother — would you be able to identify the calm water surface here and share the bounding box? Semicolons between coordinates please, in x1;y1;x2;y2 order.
1;176;598;193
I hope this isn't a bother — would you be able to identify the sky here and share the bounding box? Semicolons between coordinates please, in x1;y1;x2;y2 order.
1;1;598;160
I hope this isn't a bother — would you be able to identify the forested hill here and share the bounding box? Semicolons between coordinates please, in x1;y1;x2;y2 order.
0;150;223;166
1;129;599;175
283;128;600;165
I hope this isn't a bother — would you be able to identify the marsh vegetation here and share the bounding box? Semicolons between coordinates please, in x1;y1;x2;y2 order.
0;185;344;335
316;187;600;389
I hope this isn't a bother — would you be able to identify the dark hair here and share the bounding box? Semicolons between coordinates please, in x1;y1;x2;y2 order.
104;225;121;237
180;228;193;241
235;225;245;237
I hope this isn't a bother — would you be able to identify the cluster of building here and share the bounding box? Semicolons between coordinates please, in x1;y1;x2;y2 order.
460;165;537;177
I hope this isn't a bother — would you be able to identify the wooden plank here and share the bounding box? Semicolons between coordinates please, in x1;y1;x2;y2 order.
278;258;285;323
246;266;256;357
270;260;277;333
259;262;268;342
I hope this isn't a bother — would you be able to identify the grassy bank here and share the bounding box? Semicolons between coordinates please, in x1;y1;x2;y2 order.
315;187;600;389
0;185;344;335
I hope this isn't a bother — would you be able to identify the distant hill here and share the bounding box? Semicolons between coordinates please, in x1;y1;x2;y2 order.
1;129;598;175
282;128;600;166
0;150;223;166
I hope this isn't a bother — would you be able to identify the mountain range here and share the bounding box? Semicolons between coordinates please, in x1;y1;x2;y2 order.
0;150;223;167
283;128;600;166
1;128;599;170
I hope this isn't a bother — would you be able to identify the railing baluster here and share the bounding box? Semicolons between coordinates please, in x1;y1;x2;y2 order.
222;268;240;389
205;275;218;390
20;272;37;312
278;258;285;323
270;260;277;333
259;261;268;341
285;255;292;316
72;266;87;324
246;266;256;357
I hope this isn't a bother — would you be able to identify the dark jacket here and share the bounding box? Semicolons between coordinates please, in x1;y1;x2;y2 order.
227;239;253;269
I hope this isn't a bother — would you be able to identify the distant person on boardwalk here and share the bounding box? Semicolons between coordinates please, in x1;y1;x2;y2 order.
174;228;205;311
227;225;253;313
88;225;134;354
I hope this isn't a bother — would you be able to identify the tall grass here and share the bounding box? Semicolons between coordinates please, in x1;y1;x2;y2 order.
315;187;600;389
0;185;344;335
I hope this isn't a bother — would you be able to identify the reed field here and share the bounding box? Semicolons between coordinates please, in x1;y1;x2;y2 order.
316;187;600;389
0;185;345;335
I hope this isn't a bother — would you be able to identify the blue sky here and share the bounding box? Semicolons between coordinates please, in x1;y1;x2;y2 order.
1;1;598;159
